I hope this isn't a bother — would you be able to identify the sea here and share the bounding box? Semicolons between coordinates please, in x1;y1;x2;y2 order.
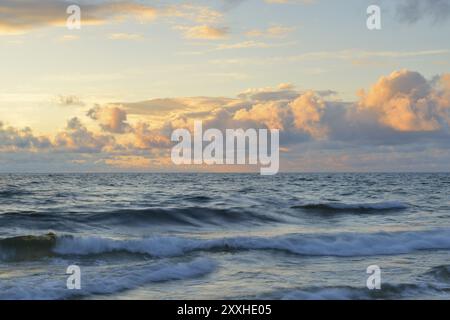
0;173;449;300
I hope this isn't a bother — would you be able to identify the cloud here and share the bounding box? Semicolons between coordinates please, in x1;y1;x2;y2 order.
0;0;157;35
1;70;450;171
0;0;225;36
87;105;132;134
0;122;52;151
175;25;228;40
396;0;450;24
202;70;450;146
245;25;295;38
163;4;223;24
234;101;292;130
289;91;329;138
115;97;240;128
54;117;115;153
235;83;334;101
56;95;84;106
358;70;449;132
131;122;172;149
238;83;300;101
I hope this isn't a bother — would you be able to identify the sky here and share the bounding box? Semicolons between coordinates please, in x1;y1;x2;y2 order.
0;0;450;172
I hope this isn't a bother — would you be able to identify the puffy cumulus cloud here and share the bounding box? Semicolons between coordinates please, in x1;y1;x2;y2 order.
358;70;450;132
0;122;51;151
84;104;175;151
234;101;291;130
0;117;117;154
396;0;450;24
1;69;450;172
232;91;339;140
131;122;172;150
152;70;450;147
289;91;329;139
54;117;115;153
87;105;131;134
434;73;450;111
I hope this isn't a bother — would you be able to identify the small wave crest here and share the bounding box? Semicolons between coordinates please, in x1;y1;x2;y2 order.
292;201;408;213
1;206;283;228
0;187;32;198
262;283;437;300
0;233;57;260
88;207;280;226
424;265;450;283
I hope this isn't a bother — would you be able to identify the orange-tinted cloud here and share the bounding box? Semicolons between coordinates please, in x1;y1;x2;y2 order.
1;70;450;171
0;0;157;35
87;105;132;134
358;70;446;132
175;25;228;39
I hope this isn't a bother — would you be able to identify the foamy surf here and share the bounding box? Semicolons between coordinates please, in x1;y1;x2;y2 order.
2;228;450;261
1;172;449;299
49;228;450;258
0;257;216;300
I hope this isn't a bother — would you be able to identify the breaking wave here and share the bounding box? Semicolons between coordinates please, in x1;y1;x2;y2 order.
3;228;450;261
0;257;216;300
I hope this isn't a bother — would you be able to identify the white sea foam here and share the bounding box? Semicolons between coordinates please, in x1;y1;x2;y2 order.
54;228;450;258
0;257;216;300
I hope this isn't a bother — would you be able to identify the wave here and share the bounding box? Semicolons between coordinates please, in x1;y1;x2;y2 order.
0;233;57;260
1;206;283;228
3;228;450;261
260;283;441;300
424;265;450;283
0;188;32;198
52;228;450;258
0;257;216;300
292;201;408;213
87;207;281;226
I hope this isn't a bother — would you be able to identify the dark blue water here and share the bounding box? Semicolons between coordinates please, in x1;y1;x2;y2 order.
0;173;449;299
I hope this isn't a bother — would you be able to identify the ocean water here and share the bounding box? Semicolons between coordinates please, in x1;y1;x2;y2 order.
0;173;449;300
